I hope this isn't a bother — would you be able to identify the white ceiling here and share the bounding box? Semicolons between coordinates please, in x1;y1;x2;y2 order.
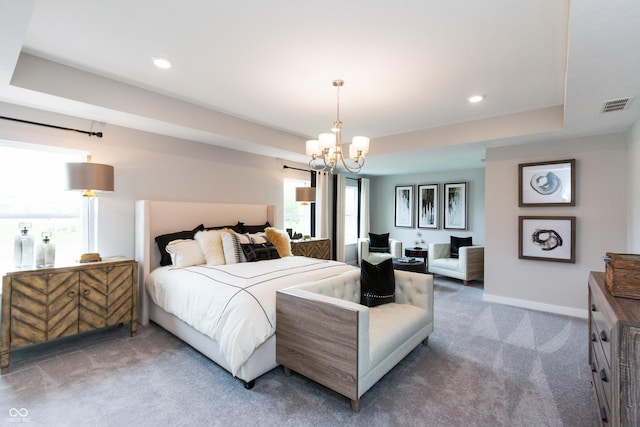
0;0;639;175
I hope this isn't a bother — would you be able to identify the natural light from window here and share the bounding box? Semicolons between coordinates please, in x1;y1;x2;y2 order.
344;181;358;245
0;142;83;273
283;178;311;238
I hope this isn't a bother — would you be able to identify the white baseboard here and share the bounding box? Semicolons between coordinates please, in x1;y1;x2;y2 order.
482;293;588;319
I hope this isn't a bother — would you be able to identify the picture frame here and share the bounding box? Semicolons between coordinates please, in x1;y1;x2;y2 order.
519;216;576;263
519;159;575;207
417;184;439;229
394;185;414;228
444;182;467;230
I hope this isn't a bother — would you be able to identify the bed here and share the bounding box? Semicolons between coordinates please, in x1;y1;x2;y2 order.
134;200;356;388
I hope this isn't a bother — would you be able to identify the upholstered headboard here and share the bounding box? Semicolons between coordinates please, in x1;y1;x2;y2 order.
134;200;277;323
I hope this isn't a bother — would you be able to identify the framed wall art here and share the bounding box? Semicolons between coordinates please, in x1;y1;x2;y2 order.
519;216;576;263
519;159;575;207
394;185;414;228
444;182;467;230
417;184;439;229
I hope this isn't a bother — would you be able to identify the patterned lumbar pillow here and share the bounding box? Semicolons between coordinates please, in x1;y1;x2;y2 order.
360;257;395;307
241;242;280;262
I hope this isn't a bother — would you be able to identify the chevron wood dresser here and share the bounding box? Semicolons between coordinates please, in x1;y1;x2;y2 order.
1;257;137;374
290;238;331;260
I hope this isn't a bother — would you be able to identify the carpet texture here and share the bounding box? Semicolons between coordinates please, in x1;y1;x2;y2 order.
0;277;599;426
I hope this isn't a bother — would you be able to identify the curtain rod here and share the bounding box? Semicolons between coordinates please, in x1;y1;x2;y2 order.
0;115;103;138
283;165;311;173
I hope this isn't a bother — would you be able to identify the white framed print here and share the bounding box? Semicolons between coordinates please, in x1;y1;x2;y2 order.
417;184;438;229
394;185;414;228
444;182;467;230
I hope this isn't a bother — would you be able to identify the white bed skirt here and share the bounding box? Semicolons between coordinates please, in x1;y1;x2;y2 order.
148;301;277;384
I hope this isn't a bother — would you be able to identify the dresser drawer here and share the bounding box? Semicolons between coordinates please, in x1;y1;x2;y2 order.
590;344;611;424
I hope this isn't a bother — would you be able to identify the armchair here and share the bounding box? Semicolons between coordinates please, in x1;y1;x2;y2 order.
428;242;484;285
276;269;433;412
358;237;402;265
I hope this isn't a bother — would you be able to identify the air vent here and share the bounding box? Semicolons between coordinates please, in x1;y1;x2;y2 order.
601;97;633;113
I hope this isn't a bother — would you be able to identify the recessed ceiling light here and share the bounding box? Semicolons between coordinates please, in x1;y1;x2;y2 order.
468;95;484;103
152;57;172;69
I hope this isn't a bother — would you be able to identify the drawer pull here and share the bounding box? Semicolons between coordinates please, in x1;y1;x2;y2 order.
83;289;90;296
600;406;608;422
591;333;598;342
599;368;608;382
591;303;596;312
591;362;597;372
67;291;76;298
599;330;608;342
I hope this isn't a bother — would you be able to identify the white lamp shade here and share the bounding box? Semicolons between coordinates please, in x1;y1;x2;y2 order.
318;133;336;150
306;140;321;156
295;187;316;203
351;136;370;154
65;162;114;192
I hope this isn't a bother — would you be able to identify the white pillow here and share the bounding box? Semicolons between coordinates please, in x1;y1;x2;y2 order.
249;232;268;244
194;230;226;266
166;239;205;268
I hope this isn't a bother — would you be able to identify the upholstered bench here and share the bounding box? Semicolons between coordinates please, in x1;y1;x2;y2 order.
276;269;434;412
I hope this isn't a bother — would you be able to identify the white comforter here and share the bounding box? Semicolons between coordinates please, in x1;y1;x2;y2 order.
145;256;356;375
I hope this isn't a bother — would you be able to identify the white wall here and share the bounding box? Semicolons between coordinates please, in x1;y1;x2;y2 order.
0;103;306;260
628;117;640;253
484;133;628;317
369;168;485;250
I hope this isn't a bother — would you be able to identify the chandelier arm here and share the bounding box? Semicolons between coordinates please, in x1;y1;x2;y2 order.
337;148;364;174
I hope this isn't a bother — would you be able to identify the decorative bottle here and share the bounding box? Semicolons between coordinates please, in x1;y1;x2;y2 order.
36;232;56;267
13;223;34;268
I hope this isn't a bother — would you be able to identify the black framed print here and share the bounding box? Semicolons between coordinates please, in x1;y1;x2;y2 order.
519;159;575;207
444;182;467;230
417;184;438;229
519;216;576;263
394;185;414;228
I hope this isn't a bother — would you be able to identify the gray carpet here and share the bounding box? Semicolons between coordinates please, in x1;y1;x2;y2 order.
0;277;599;426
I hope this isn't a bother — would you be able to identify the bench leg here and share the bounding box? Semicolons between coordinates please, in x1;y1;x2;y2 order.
422;336;429;346
351;399;361;413
463;280;469;286
283;366;292;377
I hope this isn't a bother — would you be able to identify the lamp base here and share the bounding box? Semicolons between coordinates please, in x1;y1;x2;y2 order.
79;253;102;263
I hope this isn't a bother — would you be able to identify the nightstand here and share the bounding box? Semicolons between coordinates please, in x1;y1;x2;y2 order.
1;256;138;374
290;238;331;260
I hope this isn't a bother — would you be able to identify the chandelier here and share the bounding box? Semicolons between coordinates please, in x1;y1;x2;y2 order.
305;79;370;174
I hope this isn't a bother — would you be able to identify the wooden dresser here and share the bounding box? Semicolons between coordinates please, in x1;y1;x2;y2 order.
588;271;640;426
290;238;331;260
1;257;138;374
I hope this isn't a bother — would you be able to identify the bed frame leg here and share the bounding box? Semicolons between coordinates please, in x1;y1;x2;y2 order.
351;399;361;413
243;379;255;390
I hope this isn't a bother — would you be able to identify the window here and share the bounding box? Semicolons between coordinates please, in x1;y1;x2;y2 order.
0;141;84;271
344;179;359;245
283;178;311;237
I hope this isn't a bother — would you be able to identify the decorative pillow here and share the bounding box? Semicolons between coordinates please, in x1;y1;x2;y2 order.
194;230;225;266
369;232;390;253
360;257;395;307
155;224;204;266
241;242;280;262
450;236;473;258
265;227;292;257
249;232;268;244
165;239;205;268
220;230;251;264
241;222;272;234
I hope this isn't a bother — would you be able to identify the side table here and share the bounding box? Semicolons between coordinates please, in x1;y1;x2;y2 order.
290;238;331;260
405;248;428;269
